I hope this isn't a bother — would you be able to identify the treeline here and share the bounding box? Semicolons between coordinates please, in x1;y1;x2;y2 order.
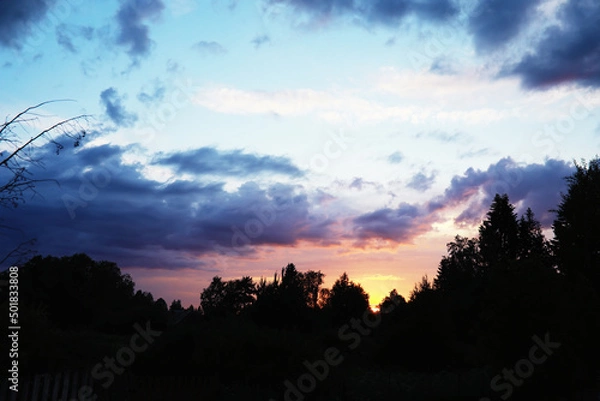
0;159;599;400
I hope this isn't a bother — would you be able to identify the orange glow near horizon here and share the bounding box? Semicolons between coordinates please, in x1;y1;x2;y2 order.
125;234;450;311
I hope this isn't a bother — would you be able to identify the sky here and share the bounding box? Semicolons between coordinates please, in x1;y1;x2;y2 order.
1;0;599;308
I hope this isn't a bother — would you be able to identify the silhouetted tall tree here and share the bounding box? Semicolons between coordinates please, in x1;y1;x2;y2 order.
553;158;600;288
302;270;325;309
517;207;548;261
434;235;482;294
326;272;369;323
409;275;434;304
479;193;519;267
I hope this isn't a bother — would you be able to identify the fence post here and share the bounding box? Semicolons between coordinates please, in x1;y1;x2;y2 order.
51;372;62;401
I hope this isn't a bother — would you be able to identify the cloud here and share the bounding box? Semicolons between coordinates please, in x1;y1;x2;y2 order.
55;24;95;53
351;157;574;246
137;81;166;104
348;177;380;191
429;57;455;75
415;130;465;143
153;147;304;177
507;0;600;89
406;171;436;192
0;0;54;49
193;85;506;124
193;40;227;55
2;141;334;269
100;87;138;127
352;202;433;244
266;0;457;26
368;0;457;24
430;157;574;227
56;27;76;53
468;0;543;53
115;0;164;58
387;151;403;164
458;147;491;159
251;34;270;49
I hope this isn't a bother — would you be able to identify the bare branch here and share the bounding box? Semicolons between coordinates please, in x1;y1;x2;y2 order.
1;114;89;167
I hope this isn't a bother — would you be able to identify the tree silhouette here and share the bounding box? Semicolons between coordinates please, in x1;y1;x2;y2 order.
252;264;325;328
326;272;369;323
478;193;519;267
517;207;549;261
553;158;600;289
301;269;325;309
434;235;482;294
378;288;406;315
200;275;256;317
170;299;184;312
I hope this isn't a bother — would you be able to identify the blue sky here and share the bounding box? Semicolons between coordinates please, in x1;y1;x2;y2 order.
1;0;599;307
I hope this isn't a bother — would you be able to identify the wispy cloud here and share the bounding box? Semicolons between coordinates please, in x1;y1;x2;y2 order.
100;87;138;127
193;40;227;55
251;34;270;49
387;151;404;164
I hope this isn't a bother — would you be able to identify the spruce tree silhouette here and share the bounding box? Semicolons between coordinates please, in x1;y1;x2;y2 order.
553;158;600;289
479;193;519;268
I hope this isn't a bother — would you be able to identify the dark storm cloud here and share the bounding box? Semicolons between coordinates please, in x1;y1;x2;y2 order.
115;0;164;58
100;87;138;127
153;147;303;178
508;0;600;89
2;141;331;269
468;0;542;53
266;0;457;26
0;0;55;49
